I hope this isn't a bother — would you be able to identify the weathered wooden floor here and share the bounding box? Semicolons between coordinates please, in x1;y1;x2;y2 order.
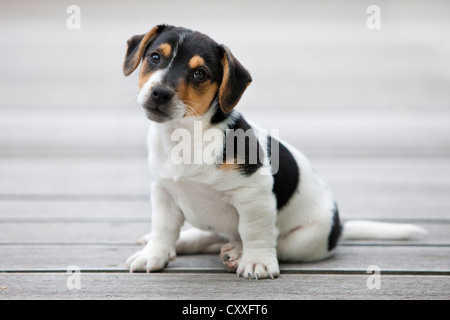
0;107;449;300
1;0;450;300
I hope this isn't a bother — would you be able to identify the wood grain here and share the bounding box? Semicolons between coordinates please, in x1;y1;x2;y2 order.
0;0;449;300
0;273;449;300
1;245;449;273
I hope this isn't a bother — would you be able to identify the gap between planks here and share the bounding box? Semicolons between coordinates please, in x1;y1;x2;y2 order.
1;218;449;224
1;269;450;276
0;242;449;247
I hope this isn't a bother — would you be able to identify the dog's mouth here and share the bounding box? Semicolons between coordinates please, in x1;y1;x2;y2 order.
143;105;171;123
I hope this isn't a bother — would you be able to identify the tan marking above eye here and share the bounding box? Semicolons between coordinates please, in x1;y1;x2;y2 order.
158;43;172;57
189;55;206;69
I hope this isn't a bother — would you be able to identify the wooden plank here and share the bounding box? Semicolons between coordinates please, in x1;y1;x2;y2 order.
0;222;447;245
0;222;151;244
0;0;448;301
0;156;449;221
336;194;450;221
0;273;449;300
1;108;450;156
1;245;449;273
312;156;450;220
1;155;448;195
1;195;448;221
251;111;450;157
0;107;149;156
0;200;150;221
312;156;450;198
0;156;150;195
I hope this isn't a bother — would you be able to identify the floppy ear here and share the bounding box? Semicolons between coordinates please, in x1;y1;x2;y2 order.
218;46;252;113
123;25;164;76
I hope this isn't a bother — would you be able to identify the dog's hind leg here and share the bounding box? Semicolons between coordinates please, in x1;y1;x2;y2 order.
276;223;334;263
136;227;227;254
175;227;228;255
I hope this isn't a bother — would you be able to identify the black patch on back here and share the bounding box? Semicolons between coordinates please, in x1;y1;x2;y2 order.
327;204;342;251
222;113;263;176
267;136;300;210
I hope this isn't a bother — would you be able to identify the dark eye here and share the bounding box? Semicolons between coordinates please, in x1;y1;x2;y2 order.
149;52;160;64
193;69;207;81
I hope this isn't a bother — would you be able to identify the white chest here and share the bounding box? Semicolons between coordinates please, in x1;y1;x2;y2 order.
146;121;240;237
161;178;240;236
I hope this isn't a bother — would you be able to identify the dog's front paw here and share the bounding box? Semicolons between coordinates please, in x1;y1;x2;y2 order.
236;251;280;280
125;246;176;273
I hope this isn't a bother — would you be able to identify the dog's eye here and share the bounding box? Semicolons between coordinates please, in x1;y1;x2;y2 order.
193;69;207;81
149;52;160;64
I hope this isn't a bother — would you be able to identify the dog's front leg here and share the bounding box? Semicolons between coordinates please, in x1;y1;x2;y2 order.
232;189;280;279
126;181;184;273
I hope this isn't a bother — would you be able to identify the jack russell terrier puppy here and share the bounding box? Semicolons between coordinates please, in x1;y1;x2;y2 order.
123;24;426;279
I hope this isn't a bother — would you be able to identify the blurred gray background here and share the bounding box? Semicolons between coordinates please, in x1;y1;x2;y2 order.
0;0;449;220
1;1;450;298
1;0;449;154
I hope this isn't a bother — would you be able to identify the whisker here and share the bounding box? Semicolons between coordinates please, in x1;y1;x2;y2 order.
182;99;200;106
186;107;198;118
184;104;200;120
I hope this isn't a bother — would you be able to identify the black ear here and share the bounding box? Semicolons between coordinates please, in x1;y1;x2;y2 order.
218;45;252;113
123;25;165;76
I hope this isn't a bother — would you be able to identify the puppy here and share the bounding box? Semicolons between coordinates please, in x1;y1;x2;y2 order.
123;25;427;279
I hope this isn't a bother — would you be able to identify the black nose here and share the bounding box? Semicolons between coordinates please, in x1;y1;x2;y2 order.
150;86;173;106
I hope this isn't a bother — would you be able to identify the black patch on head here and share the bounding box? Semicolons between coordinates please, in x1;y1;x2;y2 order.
138;26;183;79
222;113;263;176
327;204;342;251
267;136;300;210
158;30;224;91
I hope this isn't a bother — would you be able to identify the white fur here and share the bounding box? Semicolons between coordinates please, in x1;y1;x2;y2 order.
137;69;165;106
342;220;428;240
125;107;428;278
127;88;427;279
125;103;337;278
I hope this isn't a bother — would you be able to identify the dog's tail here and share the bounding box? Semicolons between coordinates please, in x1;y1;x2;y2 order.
341;220;428;240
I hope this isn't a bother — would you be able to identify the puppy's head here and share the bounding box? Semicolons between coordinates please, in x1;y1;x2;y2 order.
123;25;252;123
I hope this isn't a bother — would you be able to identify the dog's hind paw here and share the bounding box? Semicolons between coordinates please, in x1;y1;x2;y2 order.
220;241;242;272
135;233;152;245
